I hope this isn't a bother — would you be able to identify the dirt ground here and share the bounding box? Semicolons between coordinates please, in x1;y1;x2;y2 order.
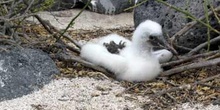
0;77;219;110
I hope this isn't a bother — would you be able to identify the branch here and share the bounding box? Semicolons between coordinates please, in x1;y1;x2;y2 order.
34;15;55;35
0;39;22;48
52;53;114;78
203;0;211;51
34;15;81;53
34;15;81;49
57;0;92;41
0;0;13;4
210;5;220;24
161;57;220;76
50;42;80;54
188;35;220;55
173;44;192;52
23;0;35;14
161;50;219;67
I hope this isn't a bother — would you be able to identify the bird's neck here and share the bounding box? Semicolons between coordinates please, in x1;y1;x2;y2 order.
131;32;152;56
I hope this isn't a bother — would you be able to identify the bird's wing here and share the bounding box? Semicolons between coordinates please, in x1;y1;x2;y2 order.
98;34;132;46
80;43;127;74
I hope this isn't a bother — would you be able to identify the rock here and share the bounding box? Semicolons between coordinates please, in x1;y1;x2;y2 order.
91;91;101;97
134;0;220;52
96;85;111;91
101;91;110;95
83;0;135;14
50;0;81;11
0;47;59;101
213;99;220;105
51;0;136;14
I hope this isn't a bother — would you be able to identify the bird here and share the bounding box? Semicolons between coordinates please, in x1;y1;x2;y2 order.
97;34;174;63
81;33;173;63
80;20;177;82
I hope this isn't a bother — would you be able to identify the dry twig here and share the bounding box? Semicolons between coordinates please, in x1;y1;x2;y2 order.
161;50;219;67
152;73;220;97
0;38;22;49
188;35;220;55
58;0;92;41
173;44;192;51
34;15;80;53
35;15;81;49
162;57;220;76
52;52;114;78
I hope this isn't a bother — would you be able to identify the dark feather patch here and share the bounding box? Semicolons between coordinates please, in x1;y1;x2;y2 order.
103;41;126;54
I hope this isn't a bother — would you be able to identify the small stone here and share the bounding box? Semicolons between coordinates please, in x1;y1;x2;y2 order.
213;99;220;105
51;0;136;14
91;91;101;97
96;86;111;91
58;95;71;101
101;91;110;95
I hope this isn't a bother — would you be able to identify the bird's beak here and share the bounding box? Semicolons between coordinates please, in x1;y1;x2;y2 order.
156;36;178;55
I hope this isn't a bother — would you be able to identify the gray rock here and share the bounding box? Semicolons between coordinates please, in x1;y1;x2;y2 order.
83;0;135;14
213;99;220;105
0;47;59;101
50;0;81;10
134;0;220;52
51;0;136;14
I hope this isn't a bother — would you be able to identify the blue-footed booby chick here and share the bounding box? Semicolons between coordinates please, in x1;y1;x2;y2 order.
97;34;174;63
80;20;177;82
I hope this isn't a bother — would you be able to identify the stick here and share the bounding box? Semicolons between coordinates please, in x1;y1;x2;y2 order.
34;15;81;50
0;0;13;4
52;42;80;54
58;0;92;41
161;57;220;76
0;39;22;48
34;15;81;53
173;44;192;51
52;53;114;78
188;35;220;55
116;83;141;96
34;15;56;36
161;50;219;67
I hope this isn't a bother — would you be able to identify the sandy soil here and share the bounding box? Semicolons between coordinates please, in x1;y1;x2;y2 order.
0;77;148;110
0;77;219;110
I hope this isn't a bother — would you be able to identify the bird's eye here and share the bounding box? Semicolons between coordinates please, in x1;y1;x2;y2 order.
149;36;155;40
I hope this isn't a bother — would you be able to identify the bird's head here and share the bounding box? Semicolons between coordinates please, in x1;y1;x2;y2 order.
133;20;178;55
